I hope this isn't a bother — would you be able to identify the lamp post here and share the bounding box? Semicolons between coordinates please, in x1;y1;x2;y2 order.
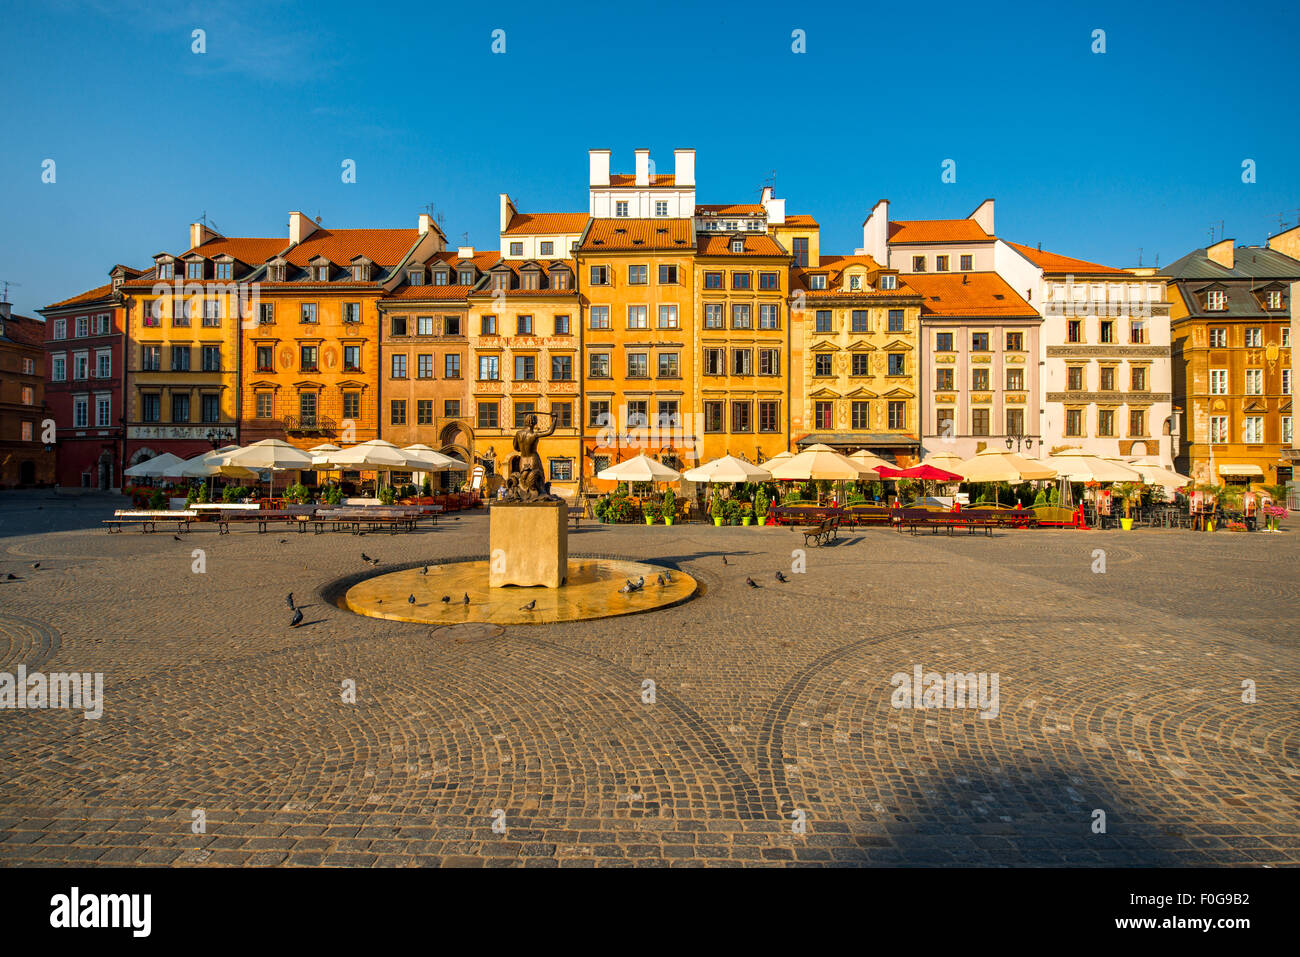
1004;431;1035;454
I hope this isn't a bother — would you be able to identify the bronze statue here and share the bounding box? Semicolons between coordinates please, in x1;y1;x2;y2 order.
503;412;561;502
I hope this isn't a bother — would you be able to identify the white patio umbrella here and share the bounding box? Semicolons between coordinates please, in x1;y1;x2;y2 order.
1125;457;1191;490
848;449;892;475
597;454;681;483
770;446;873;481
124;452;186;479
402;444;468;470
1045;448;1142;483
758;450;794;471
957;449;1057;483
224;439;314;500
682;455;772;484
921;450;966;475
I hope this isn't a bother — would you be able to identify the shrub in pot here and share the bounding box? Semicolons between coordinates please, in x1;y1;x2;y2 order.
754;489;769;525
710;489;724;526
642;501;658;525
662;489;676;525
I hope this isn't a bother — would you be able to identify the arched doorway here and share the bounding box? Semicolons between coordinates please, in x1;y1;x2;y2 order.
439;421;472;490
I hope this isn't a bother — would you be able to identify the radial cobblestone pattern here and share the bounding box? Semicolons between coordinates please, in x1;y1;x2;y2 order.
0;495;1296;866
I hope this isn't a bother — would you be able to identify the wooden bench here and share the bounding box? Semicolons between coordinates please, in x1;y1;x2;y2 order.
568;506;584;529
214;511;314;535
105;510;199;534
802;515;840;547
311;509;419;534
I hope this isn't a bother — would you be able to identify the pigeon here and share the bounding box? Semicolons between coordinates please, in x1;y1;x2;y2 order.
721;556;728;565
656;574;666;587
619;580;635;594
664;571;673;584
172;534;182;542
278;538;288;544
420;565;428;575
361;552;373;563
463;593;470;604
520;600;536;611
408;594;416;605
286;592;295;609
440;595;450;603
776;571;788;583
746;577;759;588
5;573;16;580
290;607;303;627
32;563;40;570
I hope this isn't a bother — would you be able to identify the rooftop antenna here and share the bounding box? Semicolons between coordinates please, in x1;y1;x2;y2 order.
0;279;21;301
197;211;222;235
461;231;470;246
1138;247;1143;267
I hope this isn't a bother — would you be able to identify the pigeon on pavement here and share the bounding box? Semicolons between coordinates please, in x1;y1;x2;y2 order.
746;577;760;588
463;593;470;604
290;607;303;627
440;595;450;603
286;592;295;609
408;594;416;605
776;571;788;583
520;600;536;611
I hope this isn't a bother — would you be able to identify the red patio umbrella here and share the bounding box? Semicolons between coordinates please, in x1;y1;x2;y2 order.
877;464;964;504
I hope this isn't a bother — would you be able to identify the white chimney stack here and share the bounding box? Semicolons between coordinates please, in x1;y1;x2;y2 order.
289;211;318;244
969;198;995;236
673;148;695;187
862;199;890;265
418;213;433;234
634;149;650;186
588;149;611;187
457;246;475;259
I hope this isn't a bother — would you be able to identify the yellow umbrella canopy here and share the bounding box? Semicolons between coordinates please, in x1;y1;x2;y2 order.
957;448;1057;483
682;455;772;483
770;447;873;481
848;449;892;474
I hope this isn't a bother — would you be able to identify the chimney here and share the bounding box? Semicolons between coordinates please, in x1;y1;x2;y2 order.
673;148;695;187
634;149;650;186
588;149;610;187
761;186;785;225
862;198;890;265
457;246;475;259
1207;237;1235;269
499;193;517;235
969;198;995;236
190;221;220;250
418;213;434;234
289;211;318;244
0;301;10;320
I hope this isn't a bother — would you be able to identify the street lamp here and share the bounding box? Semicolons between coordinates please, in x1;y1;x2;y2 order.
1005;432;1034;454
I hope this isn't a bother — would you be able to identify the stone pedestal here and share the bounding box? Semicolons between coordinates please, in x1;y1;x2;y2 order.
489;501;568;588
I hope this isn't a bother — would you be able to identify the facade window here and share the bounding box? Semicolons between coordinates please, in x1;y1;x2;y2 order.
656;400;679;428
1097;409;1115;437
552;355;573;381
478;355;500;380
52;355;66;381
759;348;779;376
589;265;609;286
935;332;953;351
732;348;752;376
1245;328;1262;347
1208;328;1227;347
416;315;434;335
626;401;648;427
851;310;868;333
704;304;724;329
704;271;724;289
300;345;318;371
1099;320;1115;344
444;354;461;379
912;256;926;272
627;305;648;329
458;269;474;285
759;304;780;329
850;353;870;376
202;345;221;372
554;314;570;335
1283;416;1293;445
96;351;111;378
1129;319;1147;344
513;401;536;427
514;355;537;381
588;400;610;428
343;392;360;420
1209;415;1229;444
1006;368;1024;390
1067;320;1082;343
970;368;989;390
757;401;779;433
628;265;648;285
1282;369;1291;395
142;346;161;371
1006;408;1025;437
732;304;751;329
1244;369;1262;395
1067;366;1085;391
658;305;679;329
1131;366;1148;391
759;272;779;290
815;354;833;377
815;310;832;333
1006;331;1023;351
390;399;407;425
588;352;611;378
615;201;629;217
971;332;989;351
172;299;190;326
201;299;220;326
851;401;869;430
936;408;954;436
73;396;88;428
887;354;905;376
142;394;161;422
516;315;533;335
473;402;496;429
186;262;203;280
257;303;274;326
731;239;744;254
732;272;751;290
481;314;497;335
53;318;67;339
657;353;679;378
1129;408;1146;437
171;346;190;372
814;401;833;430
703;348;725;375
416;399;433;425
157;263;173;280
935;255;949;272
1265;289;1283;309
935;368;954;390
1209;369;1228;394
658;264;678;284
343;344;361;372
971;408;990;436
300;303;317;323
391;354;407;379
201;394;220;423
793;237;809;267
960;255;973;270
1065;409;1084;436
75;316;90;337
704;401;724;432
171;393;190;424
589;305;610;329
730;401;751;433
552;401;572;429
509;242;523;256
417;354;434;379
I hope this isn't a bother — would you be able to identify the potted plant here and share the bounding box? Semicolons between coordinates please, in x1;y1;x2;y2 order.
377;485;397;506
643;500;658;525
711;489;724;526
754;488;770;526
662;489;676;526
740;502;754;526
1110;482;1138;529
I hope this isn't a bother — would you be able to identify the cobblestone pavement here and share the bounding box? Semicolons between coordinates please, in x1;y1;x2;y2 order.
1;491;1297;866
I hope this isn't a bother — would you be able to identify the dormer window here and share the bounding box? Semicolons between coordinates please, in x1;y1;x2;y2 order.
315;265;329;281
1266;289;1283;309
880;274;897;290
157;262;174;280
352;264;367;281
1207;289;1226;311
552;271;569;290
521;271;538;291
849;275;862;291
433;270;449;285
491;272;509;291
615;201;629;217
408;268;424;286
731;239;744;253
458;269;474;285
112;277;124;291
270;263;287;282
186;261;204;280
810;275;826;290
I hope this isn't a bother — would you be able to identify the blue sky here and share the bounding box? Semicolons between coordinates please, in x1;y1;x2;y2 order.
2;0;1298;316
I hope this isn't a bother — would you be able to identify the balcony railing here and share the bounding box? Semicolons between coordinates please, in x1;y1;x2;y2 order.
282;414;337;434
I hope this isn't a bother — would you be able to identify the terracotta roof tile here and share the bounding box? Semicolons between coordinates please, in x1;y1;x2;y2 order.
904;272;1038;318
43;282;116;310
1;313;46;347
502;212;589;235
283;228;419;267
386;284;478;301
888;219;993;244
1004;240;1127;276
697;234;788;257
695;204;765;216
782;214;819;227
608;174;677;188
581;219;693;252
184;236;288;263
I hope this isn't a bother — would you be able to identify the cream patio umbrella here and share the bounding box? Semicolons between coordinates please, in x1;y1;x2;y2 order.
682;454;772;484
771;446;878;481
223;439;314;500
848;449;892;475
758;450;794;471
596;454;682;484
124;452;185;479
957;448;1057;483
1045;448;1142;483
402;444;469;470
921;450;967;475
322;440;414;497
1125;456;1191;491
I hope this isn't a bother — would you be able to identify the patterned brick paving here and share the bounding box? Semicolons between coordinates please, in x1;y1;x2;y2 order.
0;493;1296;866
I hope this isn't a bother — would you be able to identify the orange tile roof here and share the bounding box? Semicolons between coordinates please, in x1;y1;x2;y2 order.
782;214;819;228
817;254;884;271
502;212;589;235
2;312;45;347
608;174;678;188
697;234;788;257
44;282;116;310
284;228;419;267
1004;240;1127;276
888;219;993;245
386;284;478;301
904;272;1038;318
184;236;288;264
581;219;693;252
695;204;765;216
427;249;501;270
791;256;920;300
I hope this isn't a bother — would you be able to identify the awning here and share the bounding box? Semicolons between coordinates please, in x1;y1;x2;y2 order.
1218;463;1264;477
